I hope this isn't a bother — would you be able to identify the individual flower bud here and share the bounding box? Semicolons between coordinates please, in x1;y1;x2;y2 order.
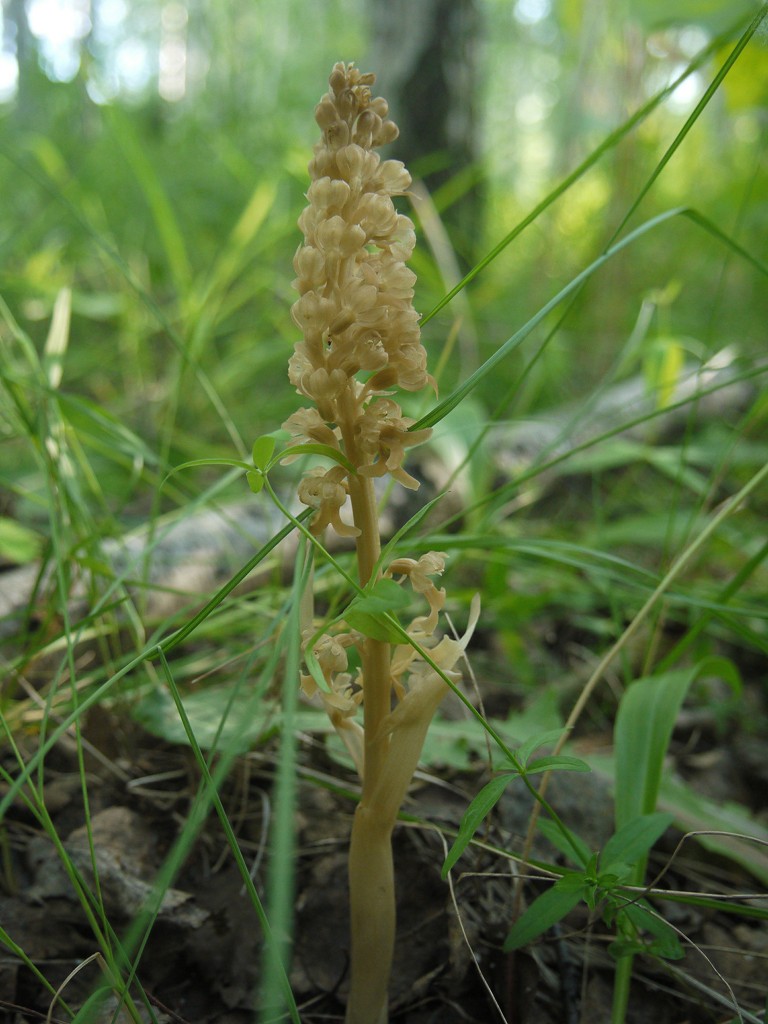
325;121;351;150
329;277;378;327
315;216;367;258
293;245;326;293
377;159;412;195
387;552;448;635
385;304;421;338
335;145;380;191
322;675;361;715
288;344;315;395
360;254;415;302
363;366;400;394
297;204;321;241
329;63;347;95
298;465;360;537
307;177;352;215
352;192;398;240
295;326;325;364
353;109;379;147
374;120;399;147
328;331;388;378
283;407;340;448
385;215;417;260
322;683;364;775
308;147;335;181
302;367;347;419
313;633;350;682
291;291;336;335
354;399;431;489
389;344;435;392
336;87;357;120
315;98;338;130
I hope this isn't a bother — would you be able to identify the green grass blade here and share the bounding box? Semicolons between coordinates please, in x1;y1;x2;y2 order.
257;541;309;1019
413;209;677;430
419;18;744;327
412;207;767;433
105;107;192;292
615;667;705;830
609;2;768;244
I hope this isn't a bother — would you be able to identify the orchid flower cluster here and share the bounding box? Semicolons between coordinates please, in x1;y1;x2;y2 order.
283;63;476;1023
284;62;432;499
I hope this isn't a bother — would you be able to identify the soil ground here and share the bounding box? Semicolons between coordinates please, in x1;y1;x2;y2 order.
2;696;767;1024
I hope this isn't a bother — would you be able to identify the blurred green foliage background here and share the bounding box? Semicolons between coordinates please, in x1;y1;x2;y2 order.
1;0;766;533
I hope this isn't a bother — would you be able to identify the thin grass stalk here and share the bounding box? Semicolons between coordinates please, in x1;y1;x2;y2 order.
258;540;309;1018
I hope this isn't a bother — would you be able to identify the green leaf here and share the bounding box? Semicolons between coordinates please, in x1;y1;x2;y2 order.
601;813;674;875
503;880;584;951
164;456;254;486
525;754;591;775
537;819;592;868
556;870;592;895
355;577;412;614
343;609;403;643
72;988;113;1023
278;442;356;474
615;668;699;829
442;774;513;878
132;685;268;753
246;470;264;494
0;517;42;564
252;434;276;470
344;578;412;642
595;871;628;891
696;654;742;698
620;902;684;960
513;728;569;767
659;775;768;885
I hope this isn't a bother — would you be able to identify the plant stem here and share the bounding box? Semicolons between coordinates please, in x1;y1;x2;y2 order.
611;943;634;1023
344;458;394;1024
346;808;394;1024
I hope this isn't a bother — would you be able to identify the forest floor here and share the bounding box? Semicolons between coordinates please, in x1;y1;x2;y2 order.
2;673;767;1024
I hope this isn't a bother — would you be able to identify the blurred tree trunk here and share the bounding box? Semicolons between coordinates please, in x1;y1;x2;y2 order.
6;0;35;112
368;0;482;267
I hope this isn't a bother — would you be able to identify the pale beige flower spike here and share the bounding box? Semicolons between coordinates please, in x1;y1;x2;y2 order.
284;63;477;1024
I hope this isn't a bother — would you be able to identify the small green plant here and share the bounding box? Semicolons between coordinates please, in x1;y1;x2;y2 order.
441;649;767;1021
439;726;683;965
503;812;682;962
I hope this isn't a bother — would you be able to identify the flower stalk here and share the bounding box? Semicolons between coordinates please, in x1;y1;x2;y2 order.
285;63;474;1023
